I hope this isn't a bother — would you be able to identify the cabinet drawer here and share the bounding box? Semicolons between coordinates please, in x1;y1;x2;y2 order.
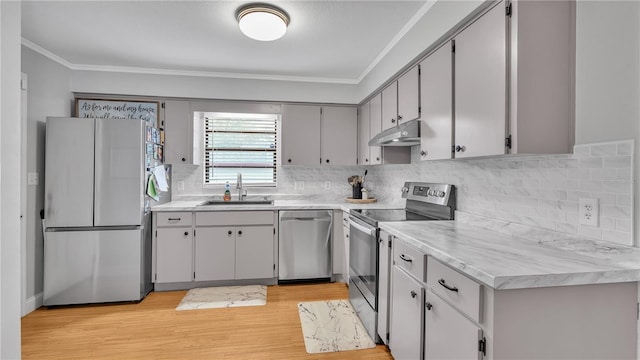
196;211;274;226
156;212;193;227
393;239;426;282
427;257;482;323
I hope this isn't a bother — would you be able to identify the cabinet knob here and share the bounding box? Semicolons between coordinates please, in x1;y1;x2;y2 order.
227;230;233;235
397;115;403;121
365;158;369;163
346;234;349;238
181;157;186;162
183;231;188;236
410;290;417;298
238;230;243;236
376;157;380;161
287;159;292;163
425;302;433;310
420;150;427;157
391;118;396;123
326;159;330;164
455;145;466;153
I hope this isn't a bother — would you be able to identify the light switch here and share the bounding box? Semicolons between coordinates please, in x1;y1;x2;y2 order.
177;181;185;191
27;172;39;186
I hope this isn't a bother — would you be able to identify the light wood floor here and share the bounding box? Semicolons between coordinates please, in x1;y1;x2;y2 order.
22;282;393;359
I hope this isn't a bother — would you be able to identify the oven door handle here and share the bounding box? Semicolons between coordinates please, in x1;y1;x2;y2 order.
348;218;376;237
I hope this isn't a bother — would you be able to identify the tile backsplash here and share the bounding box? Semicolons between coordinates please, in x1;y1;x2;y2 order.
171;139;634;245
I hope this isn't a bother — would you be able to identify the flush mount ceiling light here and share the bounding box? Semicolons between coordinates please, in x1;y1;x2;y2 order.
236;3;289;41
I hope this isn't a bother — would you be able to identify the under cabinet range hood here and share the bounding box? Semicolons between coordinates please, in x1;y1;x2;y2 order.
368;119;420;146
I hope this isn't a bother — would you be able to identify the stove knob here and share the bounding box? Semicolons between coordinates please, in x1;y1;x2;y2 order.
438;191;446;198
401;187;409;193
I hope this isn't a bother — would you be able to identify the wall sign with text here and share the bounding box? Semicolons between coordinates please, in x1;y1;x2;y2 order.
76;99;159;126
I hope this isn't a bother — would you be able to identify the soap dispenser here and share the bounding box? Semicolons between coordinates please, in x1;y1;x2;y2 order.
223;182;231;201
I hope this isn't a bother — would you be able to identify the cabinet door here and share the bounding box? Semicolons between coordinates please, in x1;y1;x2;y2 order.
369;93;383;165
381;82;398;131
420;42;454;161
425;290;483;360
235;226;274;279
397;66;420;124
281;104;321;165
156;227;193;283
390;266;424;360
358;102;370;165
321;106;357;165
377;231;392;345
454;2;507;158
194;227;235;281
163;100;192;164
342;222;350;282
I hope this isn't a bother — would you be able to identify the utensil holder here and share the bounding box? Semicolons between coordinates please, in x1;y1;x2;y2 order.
352;183;362;199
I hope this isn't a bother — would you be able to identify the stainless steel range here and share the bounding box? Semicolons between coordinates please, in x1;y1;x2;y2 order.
348;182;455;343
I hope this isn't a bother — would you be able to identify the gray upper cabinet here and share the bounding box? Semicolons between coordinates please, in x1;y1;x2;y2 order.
454;1;507;159
281;104;321;165
420;42;454;161
369;94;383;165
163;100;192;164
397;66;420;125
381;82;398;131
321;106;357;166
358;102;371;165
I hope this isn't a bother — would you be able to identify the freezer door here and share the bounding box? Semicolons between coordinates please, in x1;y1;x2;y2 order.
94;118;145;226
44;117;95;228
43;228;145;306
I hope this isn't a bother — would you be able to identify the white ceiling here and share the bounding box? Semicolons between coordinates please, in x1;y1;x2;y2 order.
21;1;432;84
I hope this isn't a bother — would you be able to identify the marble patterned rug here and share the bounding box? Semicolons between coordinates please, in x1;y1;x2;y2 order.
297;299;376;353
176;285;267;311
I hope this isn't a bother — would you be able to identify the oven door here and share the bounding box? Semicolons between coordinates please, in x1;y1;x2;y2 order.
348;215;378;309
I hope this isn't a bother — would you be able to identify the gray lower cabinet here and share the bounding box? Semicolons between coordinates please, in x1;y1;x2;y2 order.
156;227;193;283
390;265;424;360
424;289;483;360
377;230;392;345
235;225;275;279
194;227;235;281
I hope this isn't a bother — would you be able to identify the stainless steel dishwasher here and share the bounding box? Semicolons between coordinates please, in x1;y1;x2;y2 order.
278;210;333;283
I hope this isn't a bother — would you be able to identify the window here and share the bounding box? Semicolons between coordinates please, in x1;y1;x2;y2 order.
203;112;278;186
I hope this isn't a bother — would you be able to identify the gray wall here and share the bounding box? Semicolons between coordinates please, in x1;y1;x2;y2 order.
21;47;73;309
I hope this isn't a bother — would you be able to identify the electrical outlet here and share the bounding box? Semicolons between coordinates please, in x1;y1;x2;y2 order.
295;181;304;191
579;198;599;226
177;181;185;191
324;181;331;190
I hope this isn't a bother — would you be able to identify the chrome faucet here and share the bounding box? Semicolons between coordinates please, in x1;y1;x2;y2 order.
236;172;247;201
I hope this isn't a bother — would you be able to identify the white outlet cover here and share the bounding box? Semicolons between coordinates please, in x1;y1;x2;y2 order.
324;181;331;190
579;198;599;227
295;181;304;190
177;180;185;191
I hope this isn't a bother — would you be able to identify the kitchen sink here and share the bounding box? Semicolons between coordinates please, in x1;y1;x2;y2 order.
198;199;274;206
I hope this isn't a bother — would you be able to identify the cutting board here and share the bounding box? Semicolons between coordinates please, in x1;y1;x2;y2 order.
345;197;377;204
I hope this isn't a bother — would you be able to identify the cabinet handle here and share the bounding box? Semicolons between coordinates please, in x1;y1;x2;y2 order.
410;290;417;298
183;231;188;236
455;145;466;153
420;150;427;157
168;218;181;221
181;157;186;162
237;230;243;236
425;302;433;310
227;230;233;235
399;254;413;263
438;279;459;292
288;159;292;163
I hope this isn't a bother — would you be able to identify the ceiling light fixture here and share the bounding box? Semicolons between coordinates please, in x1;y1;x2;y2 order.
236;3;289;41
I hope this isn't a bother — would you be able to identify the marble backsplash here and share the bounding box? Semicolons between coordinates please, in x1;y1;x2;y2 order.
171;139;634;245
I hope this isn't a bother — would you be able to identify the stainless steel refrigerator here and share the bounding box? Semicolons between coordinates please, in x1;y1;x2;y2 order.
43;117;167;306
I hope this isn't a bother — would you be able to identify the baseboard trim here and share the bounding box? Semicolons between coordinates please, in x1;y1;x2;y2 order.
23;292;43;316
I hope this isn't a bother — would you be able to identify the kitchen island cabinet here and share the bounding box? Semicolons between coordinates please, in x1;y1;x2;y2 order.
381;220;640;360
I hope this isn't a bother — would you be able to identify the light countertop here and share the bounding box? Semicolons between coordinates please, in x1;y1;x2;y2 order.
380;219;640;290
151;199;399;212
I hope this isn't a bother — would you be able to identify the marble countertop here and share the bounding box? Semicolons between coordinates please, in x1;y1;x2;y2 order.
380;219;640;290
151;199;399;212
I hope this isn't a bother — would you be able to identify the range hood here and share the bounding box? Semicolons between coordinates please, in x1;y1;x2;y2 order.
368;119;420;146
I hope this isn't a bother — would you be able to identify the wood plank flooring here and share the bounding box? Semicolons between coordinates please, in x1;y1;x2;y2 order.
22;282;393;360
